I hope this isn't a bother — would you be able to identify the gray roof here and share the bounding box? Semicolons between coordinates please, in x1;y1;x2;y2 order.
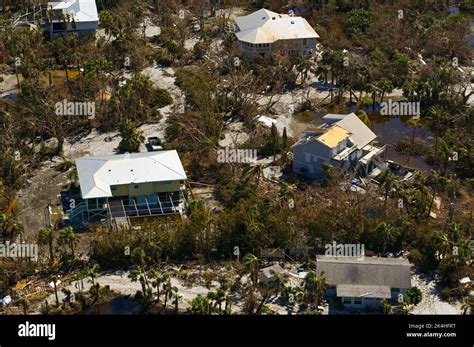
293;113;377;150
337;284;391;299
316;255;412;289
334;113;377;149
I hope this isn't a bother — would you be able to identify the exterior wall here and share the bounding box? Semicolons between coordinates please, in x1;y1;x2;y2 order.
46;21;98;37
153;181;181;193
331;147;362;171
324;286;409;310
341;296;382;310
111;180;182;198
292;141;332;179
129;182;155;197
238;37;317;58
111;184;129;197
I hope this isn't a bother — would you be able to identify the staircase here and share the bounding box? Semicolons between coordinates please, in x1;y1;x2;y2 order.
64;202;87;221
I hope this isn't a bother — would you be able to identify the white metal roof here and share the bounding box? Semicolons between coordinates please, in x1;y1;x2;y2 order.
48;0;99;23
235;8;319;44
76;151;187;199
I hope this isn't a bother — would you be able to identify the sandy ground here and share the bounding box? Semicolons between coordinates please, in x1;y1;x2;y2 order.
0;72;21;97
44;271;221;312
63;65;184;158
16;64;186;236
16;165;70;238
219;121;249;147
37;264;463;315
410;271;463;315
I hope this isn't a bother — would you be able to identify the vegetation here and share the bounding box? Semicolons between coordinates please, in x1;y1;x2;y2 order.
0;0;472;316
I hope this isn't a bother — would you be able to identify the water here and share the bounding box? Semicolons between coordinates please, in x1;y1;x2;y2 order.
85;297;142;315
369;113;433;172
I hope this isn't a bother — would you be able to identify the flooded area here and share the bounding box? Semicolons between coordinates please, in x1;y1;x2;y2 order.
369;113;433;172
294;108;434;172
85;296;142;315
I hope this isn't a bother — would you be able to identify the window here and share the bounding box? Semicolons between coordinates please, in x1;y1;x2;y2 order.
343;297;352;304
303;39;308;45
353;298;362;305
134;184;139;189
161;181;172;185
111;186;117;191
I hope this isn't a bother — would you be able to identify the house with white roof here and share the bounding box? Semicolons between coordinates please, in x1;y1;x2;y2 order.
44;0;99;37
292;113;386;179
316;255;412;310
234;8;319;58
65;150;187;225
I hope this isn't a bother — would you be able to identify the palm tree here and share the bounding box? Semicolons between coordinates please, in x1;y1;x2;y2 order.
61;288;73;308
86;264;100;286
438;138;452;175
128;267;148;298
171;286;181;314
189;294;210;315
223;290;232;315
304;271;327;308
356;110;371;128
378;169;396;208
58;226;78;256
376;222;394;255
149;269;163;301
460;297;473;315
72;270;86;292
426;106;446;163
161;273;172;311
433;230;450;259
16;297;28;315
381;299;392;314
243;253;259;285
269;270;285;299
406;117;421;144
38;228;55;265
118;118;145;153
50;275;60;307
242;164;264;188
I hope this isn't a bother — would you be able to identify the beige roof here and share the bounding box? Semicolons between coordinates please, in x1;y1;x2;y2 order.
235;8;319;44
316;125;350;148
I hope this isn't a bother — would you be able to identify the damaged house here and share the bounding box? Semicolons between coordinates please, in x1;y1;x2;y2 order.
292;113;386;179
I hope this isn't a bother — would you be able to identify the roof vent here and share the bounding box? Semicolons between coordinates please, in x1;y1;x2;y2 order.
262;16;266;20
291;21;295;24
272;17;276;20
